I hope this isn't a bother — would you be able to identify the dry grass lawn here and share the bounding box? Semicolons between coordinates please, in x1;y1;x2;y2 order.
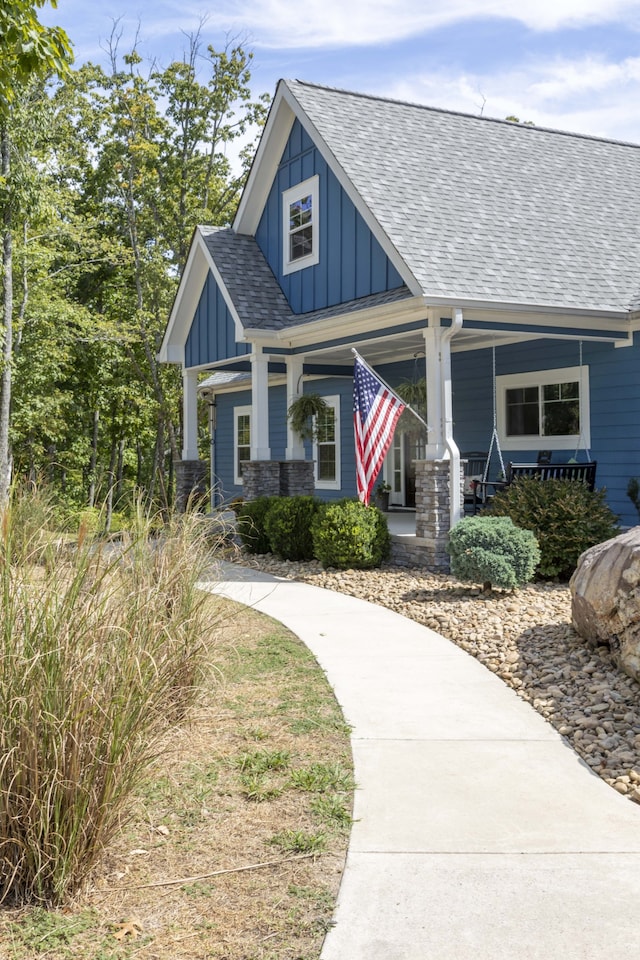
0;596;353;960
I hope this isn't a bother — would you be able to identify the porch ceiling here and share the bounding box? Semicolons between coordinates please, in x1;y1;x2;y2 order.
279;326;530;369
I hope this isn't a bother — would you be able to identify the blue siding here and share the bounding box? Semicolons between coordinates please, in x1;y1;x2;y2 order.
256;119;404;314
452;339;640;527
185;273;250;368
210;336;640;524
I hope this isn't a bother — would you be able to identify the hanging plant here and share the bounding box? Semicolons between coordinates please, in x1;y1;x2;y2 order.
287;393;329;441
395;377;427;436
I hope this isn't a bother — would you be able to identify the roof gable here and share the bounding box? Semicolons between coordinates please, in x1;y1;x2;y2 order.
241;79;640;315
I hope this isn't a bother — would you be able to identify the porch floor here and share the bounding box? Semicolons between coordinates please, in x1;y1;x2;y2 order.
385;509;416;537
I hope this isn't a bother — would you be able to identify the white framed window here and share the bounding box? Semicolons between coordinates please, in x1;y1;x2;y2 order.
282;175;319;275
497;365;590;451
313;395;341;490
234;406;251;484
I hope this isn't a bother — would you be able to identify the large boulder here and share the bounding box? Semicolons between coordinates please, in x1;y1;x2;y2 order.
570;527;640;682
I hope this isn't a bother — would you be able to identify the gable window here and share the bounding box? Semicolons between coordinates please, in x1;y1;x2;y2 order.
234;406;251;484
497;366;590;451
282;176;319;275
313;396;340;489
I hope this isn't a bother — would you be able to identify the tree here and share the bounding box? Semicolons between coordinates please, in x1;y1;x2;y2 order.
32;29;268;511
0;0;72;503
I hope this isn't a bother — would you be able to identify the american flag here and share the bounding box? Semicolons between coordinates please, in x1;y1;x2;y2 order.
353;354;405;505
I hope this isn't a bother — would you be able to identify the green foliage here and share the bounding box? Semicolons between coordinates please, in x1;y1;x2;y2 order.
268;830;327;854
236;496;278;554
447;515;540;590
0;1;73;110
627;477;640;519
488;477;619;579
264;495;322;560
0;491;215;905
286;393;328;441
2;32;268;514
311;499;390;570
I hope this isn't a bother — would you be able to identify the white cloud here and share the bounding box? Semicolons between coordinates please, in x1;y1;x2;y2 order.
383;53;640;143
200;0;640;49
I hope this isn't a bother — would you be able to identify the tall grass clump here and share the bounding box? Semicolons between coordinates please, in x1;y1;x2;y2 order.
0;489;216;906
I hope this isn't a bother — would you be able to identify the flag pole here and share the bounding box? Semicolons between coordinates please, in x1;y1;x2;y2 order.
351;348;430;432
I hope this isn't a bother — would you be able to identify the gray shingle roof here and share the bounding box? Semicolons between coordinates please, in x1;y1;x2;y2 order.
285;79;640;313
201;226;412;331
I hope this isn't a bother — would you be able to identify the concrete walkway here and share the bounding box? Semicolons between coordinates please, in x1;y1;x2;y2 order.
205;564;640;960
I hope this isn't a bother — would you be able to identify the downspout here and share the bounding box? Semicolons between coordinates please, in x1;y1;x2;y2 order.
442;307;463;529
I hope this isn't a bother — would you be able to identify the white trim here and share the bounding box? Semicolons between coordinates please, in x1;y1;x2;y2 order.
282;175;319;275
496;365;591;452
234;405;252;485
313;394;341;490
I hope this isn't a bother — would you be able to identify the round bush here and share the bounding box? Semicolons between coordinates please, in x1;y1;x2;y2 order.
488;477;619;579
263;496;322;561
447;515;540;590
311;499;390;570
236;496;278;554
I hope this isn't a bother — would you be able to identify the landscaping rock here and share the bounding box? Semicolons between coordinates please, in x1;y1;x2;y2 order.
570;527;640;683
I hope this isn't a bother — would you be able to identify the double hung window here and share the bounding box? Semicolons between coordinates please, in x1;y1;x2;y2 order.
234;406;251;484
282;176;319;274
313;396;340;489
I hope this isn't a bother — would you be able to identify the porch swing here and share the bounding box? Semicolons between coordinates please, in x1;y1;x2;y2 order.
470;342;598;512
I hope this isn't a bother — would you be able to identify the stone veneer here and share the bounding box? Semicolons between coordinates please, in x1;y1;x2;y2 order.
411;459;465;572
174;459;208;513
242;460;316;500
278;460;315;496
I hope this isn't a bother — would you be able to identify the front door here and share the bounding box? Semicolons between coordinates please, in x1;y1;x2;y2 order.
388;432;426;507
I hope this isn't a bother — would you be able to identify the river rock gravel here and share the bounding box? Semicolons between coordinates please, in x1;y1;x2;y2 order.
234;553;640;804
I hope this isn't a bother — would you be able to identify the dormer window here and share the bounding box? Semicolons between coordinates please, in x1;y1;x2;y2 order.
282;176;319;274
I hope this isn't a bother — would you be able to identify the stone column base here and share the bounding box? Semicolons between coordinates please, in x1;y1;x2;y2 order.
241;461;281;500
175;459;208;513
279;460;315;496
413;459;463;573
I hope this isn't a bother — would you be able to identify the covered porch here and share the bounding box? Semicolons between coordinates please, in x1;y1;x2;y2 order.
177;299;633;569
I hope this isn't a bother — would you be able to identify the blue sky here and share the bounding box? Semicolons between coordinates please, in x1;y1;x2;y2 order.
41;0;640;144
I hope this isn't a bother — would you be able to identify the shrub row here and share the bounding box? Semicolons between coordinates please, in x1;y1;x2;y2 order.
236;495;390;569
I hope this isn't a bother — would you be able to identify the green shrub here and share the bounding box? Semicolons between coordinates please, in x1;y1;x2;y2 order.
447;515;540;590
311;499;390;570
488;477;619;579
264;496;322;561
236;496;278;554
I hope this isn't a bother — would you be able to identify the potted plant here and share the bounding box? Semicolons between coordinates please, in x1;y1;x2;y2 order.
375;481;391;511
287;393;328;442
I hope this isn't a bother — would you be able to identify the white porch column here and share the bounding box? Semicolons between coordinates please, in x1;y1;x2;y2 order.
286;355;305;460
251;347;271;460
181;368;199;460
423;324;446;458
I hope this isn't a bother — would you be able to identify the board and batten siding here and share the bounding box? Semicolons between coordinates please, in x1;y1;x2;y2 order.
256;119;404;314
185;272;250;368
452;338;640;527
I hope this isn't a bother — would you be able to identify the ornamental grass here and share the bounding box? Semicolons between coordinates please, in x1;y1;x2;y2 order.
0;491;216;906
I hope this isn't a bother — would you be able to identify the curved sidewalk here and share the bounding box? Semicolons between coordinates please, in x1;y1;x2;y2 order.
206;564;640;960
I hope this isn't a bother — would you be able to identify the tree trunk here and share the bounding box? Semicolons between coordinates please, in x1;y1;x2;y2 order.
87;408;99;507
0;123;13;504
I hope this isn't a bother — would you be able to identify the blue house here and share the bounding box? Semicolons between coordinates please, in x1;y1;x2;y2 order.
159;79;640;565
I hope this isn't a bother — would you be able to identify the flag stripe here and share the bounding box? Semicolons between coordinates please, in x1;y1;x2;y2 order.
352;355;405;505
